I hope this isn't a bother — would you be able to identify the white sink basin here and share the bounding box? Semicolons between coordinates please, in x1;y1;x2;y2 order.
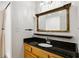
38;43;52;47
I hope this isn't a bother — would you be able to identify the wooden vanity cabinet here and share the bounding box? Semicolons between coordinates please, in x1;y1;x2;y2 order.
24;43;64;58
24;43;37;58
24;43;31;52
31;46;48;58
24;51;37;58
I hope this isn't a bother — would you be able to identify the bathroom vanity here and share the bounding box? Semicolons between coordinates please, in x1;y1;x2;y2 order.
24;37;77;58
24;43;63;58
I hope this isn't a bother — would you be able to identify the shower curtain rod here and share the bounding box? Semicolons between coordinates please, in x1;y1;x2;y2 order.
4;2;10;10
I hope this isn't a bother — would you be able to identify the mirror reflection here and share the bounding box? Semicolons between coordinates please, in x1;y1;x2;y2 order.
39;10;67;31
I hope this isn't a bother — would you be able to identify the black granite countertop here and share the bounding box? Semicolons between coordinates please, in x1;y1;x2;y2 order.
24;37;77;58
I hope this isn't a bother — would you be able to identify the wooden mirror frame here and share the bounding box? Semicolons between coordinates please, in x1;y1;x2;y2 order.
35;3;71;32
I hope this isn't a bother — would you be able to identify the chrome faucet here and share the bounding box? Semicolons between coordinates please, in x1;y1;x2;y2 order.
46;37;50;44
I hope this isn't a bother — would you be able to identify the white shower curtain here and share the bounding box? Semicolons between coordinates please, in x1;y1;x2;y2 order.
0;11;5;58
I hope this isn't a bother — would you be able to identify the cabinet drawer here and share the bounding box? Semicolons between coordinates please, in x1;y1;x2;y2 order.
46;51;64;58
24;51;37;58
24;43;31;52
32;46;48;58
24;53;34;58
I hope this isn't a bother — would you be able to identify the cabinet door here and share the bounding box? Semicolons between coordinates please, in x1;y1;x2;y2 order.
24;51;37;58
47;51;64;58
32;46;48;58
24;43;32;52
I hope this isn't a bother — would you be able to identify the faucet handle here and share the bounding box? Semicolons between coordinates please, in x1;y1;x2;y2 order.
46;37;51;44
46;37;48;40
46;41;51;44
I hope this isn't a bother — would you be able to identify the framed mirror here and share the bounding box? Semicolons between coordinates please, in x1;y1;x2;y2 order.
35;3;71;32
